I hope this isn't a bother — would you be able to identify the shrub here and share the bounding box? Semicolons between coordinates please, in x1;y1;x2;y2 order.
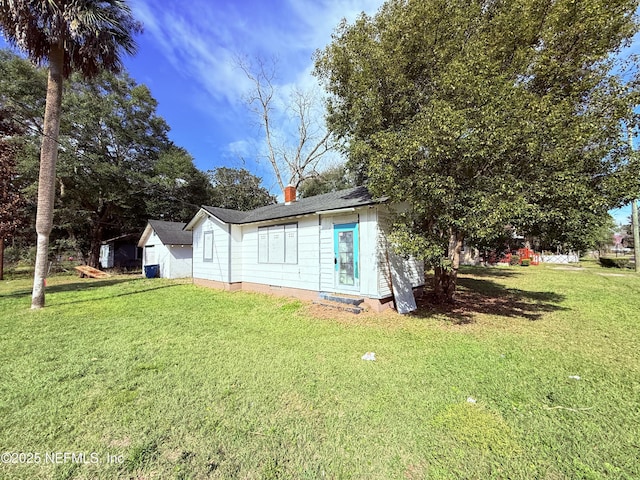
599;257;630;269
3;245;23;265
521;259;531;267
509;255;521;266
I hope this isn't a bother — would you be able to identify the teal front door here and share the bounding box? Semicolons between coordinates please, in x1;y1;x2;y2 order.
334;223;359;290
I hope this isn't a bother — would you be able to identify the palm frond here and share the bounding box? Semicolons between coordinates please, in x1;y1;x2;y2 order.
0;0;142;78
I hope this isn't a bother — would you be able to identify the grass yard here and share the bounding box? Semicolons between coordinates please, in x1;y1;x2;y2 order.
0;264;639;479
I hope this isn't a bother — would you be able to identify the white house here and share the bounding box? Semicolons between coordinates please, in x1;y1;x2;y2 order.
184;186;424;312
138;220;193;279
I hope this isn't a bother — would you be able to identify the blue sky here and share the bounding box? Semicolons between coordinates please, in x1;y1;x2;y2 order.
121;0;385;193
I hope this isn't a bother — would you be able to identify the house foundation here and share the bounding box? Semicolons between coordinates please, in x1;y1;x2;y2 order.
192;277;395;313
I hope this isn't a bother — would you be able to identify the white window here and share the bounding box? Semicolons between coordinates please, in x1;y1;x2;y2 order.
258;223;297;264
258;228;269;263
144;245;156;264
285;224;298;264
268;225;285;263
203;231;214;262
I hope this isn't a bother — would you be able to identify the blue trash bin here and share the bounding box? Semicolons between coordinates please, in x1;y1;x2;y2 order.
144;264;159;278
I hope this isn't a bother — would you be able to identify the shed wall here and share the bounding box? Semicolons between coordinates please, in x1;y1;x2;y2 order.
169;246;193;278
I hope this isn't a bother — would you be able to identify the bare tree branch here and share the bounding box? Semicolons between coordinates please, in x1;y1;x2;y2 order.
237;56;335;194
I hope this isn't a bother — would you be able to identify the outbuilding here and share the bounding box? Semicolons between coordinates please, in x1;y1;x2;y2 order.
99;233;141;270
138;220;193;279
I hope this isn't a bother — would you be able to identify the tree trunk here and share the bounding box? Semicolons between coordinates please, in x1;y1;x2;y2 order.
0;237;4;281
88;228;103;269
31;42;64;309
433;232;464;304
87;208;110;268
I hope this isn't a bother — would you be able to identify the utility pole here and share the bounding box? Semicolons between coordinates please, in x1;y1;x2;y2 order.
628;125;640;273
633;200;640;272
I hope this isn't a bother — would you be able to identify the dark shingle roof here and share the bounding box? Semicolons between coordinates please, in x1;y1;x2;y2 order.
202;186;384;225
148;220;192;245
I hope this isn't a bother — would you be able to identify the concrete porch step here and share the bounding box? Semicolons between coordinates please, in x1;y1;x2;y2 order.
319;292;365;306
313;299;363;314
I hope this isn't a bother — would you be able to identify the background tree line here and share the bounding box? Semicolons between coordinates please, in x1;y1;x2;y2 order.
0;50;275;273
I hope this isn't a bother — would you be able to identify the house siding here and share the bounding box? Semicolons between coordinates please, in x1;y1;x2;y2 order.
376;209;393;299
376;206;424;297
193;216;230;282
240;216;320;291
142;231;171;277
188;198;423;309
319;206;390;299
319;211;369;295
230;225;243;283
359;207;381;298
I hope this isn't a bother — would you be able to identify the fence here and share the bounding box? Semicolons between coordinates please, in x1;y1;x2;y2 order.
540;253;579;264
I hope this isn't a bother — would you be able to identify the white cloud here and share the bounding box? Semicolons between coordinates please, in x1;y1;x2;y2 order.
130;0;384;109
127;0;384;188
225;139;258;160
285;0;384;49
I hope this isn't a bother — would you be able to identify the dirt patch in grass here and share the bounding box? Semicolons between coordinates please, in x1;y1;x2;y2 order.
303;303;402;325
304;274;567;327
414;285;566;324
106;436;132;448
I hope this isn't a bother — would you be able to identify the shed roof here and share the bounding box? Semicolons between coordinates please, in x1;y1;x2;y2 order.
144;220;192;246
199;186;384;226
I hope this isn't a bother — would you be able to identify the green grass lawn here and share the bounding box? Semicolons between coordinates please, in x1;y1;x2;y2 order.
0;264;639;479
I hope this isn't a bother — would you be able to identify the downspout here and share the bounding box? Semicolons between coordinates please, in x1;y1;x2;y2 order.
228;224;232;284
318;215;322;293
357;213;361;293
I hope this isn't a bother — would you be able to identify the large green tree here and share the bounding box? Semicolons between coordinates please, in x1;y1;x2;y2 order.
207;167;276;211
2;52;213;268
146;145;214;223
298;164;355;198
0;106;27;280
52;70;169;267
0;51;46;264
0;0;141;308
316;0;640;303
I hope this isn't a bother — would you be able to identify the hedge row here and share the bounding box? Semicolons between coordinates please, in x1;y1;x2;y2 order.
599;257;632;269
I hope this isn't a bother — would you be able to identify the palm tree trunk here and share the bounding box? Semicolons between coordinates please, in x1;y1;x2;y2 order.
31;42;64;309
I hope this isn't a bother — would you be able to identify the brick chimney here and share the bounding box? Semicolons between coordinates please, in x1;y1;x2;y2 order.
284;185;297;204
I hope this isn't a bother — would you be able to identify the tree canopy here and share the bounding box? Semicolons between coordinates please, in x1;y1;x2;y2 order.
315;0;640;302
298;164;355;198
0;51;213;267
0;94;27;280
207;167;276;211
